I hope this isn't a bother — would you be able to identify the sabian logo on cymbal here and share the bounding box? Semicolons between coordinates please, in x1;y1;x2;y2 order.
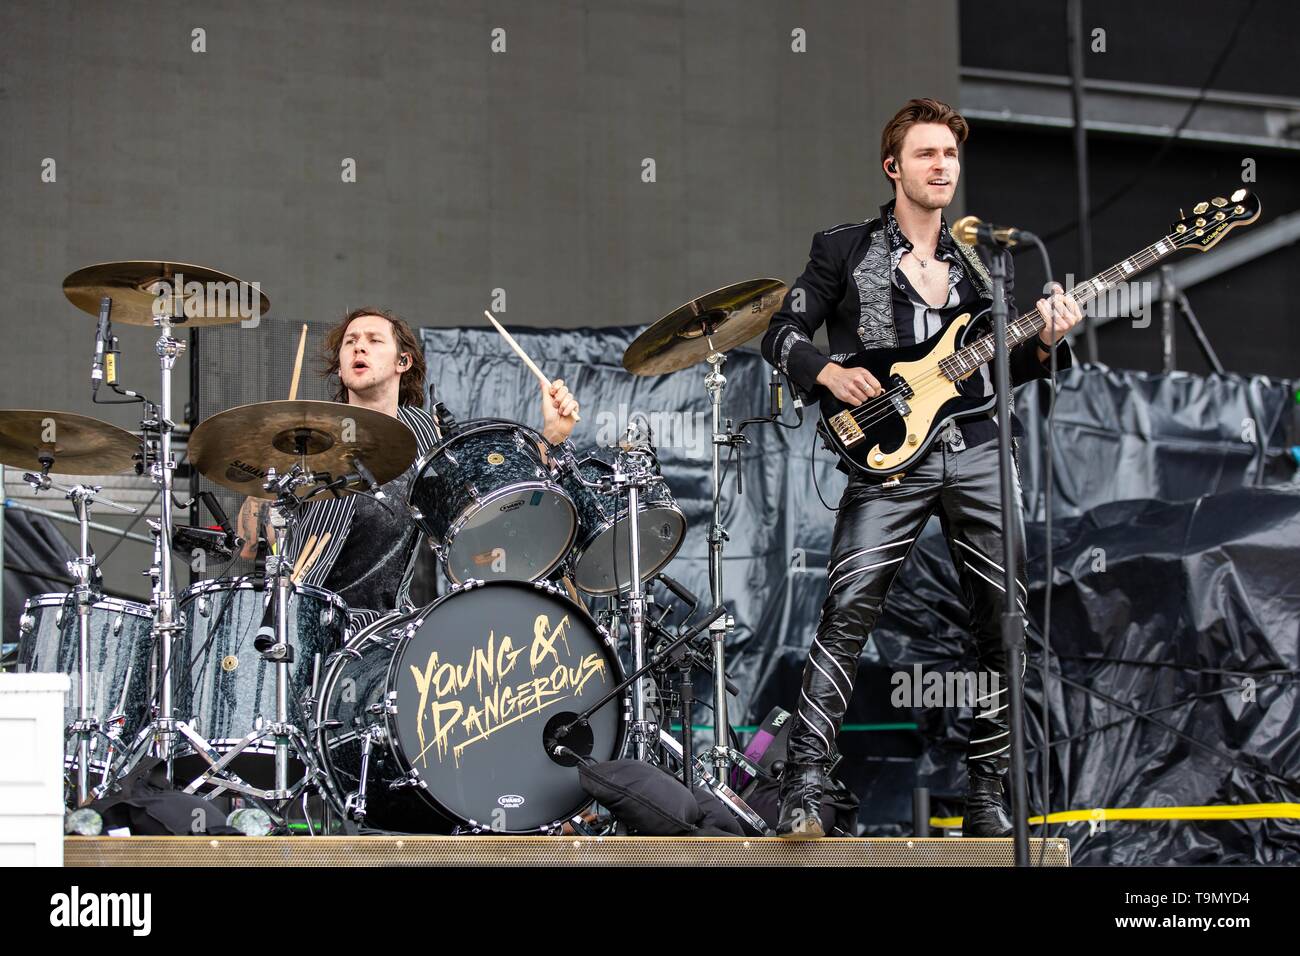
226;458;266;483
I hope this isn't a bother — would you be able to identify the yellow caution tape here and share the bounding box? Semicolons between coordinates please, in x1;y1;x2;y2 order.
931;802;1300;828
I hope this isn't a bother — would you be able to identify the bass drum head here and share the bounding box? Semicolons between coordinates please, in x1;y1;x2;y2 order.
316;611;455;834
387;581;625;833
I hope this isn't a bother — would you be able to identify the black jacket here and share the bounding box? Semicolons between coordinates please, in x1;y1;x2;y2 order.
760;206;1073;406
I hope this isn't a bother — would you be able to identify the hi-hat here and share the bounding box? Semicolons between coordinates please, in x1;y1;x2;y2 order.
623;278;788;376
189;400;417;498
0;409;139;475
63;260;270;327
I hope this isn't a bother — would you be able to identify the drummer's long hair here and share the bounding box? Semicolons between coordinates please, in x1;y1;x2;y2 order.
322;307;427;408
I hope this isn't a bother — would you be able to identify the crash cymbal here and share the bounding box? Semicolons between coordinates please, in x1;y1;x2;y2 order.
189;400;418;499
0;409;138;475
623;278;789;376
62;260;270;327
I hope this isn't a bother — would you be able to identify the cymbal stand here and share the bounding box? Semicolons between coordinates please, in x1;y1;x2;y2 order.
700;343;753;781
89;304;194;791
176;464;332;812
100;305;269;813
22;459;136;805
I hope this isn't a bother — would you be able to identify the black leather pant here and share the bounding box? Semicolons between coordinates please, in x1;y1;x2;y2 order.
789;430;1028;778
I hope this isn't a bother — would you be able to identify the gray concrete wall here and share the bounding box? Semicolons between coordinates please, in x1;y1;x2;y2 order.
1;0;960;599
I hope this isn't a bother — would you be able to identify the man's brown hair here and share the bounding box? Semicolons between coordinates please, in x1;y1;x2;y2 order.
322;306;427;407
879;98;969;186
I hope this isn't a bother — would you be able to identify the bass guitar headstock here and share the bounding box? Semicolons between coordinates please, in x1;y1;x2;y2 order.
1170;188;1261;252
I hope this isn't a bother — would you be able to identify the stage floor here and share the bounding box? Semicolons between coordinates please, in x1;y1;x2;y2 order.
64;835;1071;867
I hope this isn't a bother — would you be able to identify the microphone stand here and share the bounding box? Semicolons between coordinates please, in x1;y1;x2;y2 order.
987;246;1030;866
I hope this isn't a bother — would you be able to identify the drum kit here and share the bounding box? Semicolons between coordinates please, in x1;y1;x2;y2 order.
6;260;794;836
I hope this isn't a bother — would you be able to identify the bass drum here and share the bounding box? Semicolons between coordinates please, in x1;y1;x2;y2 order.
316;580;626;833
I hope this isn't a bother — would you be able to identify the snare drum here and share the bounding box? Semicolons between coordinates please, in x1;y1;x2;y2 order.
407;419;577;584
17;593;155;771
558;452;687;595
315;579;626;833
172;577;348;784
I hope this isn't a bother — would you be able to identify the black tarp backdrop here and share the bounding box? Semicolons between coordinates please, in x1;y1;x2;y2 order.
421;325;1298;863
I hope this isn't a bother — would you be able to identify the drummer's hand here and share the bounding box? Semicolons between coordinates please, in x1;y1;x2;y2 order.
541;377;579;444
236;496;265;560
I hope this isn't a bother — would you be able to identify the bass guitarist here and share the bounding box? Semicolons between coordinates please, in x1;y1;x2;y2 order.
760;97;1082;838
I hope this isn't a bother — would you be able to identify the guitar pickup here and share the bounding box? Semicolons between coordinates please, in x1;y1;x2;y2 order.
829;410;865;447
888;393;910;417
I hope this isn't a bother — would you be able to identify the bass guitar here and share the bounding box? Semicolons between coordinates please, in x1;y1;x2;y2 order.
815;189;1261;481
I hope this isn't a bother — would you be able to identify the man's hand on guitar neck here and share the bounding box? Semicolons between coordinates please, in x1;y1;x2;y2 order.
816;362;884;405
1034;281;1083;359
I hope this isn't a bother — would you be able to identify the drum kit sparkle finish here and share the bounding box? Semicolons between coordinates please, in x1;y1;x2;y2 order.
5;261;790;836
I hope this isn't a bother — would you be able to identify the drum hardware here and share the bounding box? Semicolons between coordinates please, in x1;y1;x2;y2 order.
653;730;768;835
17;458;137;805
624;279;793;786
60;264;267;798
169;388;410;809
545;603;725;766
560;430;662;758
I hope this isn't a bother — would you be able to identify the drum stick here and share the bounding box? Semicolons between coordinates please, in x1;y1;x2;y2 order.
288;323;309;401
291;533;318;581
483;310;580;423
294;531;330;583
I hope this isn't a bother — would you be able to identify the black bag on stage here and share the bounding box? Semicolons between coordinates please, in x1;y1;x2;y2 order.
86;757;242;836
578;759;744;836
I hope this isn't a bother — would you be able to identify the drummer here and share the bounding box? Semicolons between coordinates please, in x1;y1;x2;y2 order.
236;307;580;627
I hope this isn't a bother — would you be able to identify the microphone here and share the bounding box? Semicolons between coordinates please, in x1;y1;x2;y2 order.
92;296;112;391
351;457;385;499
199;491;239;550
253;599;282;657
433;401;459;440
952;215;1036;248
620;416;652;453
657;573;700;611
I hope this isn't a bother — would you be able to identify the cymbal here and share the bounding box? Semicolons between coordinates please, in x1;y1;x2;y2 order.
63;260;271;327
0;409;138;475
189;400;418;499
623;278;789;376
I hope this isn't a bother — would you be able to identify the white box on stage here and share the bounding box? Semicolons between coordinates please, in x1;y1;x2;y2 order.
0;672;70;866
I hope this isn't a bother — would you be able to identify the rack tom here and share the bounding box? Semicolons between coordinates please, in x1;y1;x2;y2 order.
407;420;577;585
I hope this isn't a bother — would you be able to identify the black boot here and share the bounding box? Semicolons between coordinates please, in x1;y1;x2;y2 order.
962;774;1012;837
776;763;828;839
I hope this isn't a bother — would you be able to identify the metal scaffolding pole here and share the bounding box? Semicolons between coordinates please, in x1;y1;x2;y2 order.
1067;0;1100;362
